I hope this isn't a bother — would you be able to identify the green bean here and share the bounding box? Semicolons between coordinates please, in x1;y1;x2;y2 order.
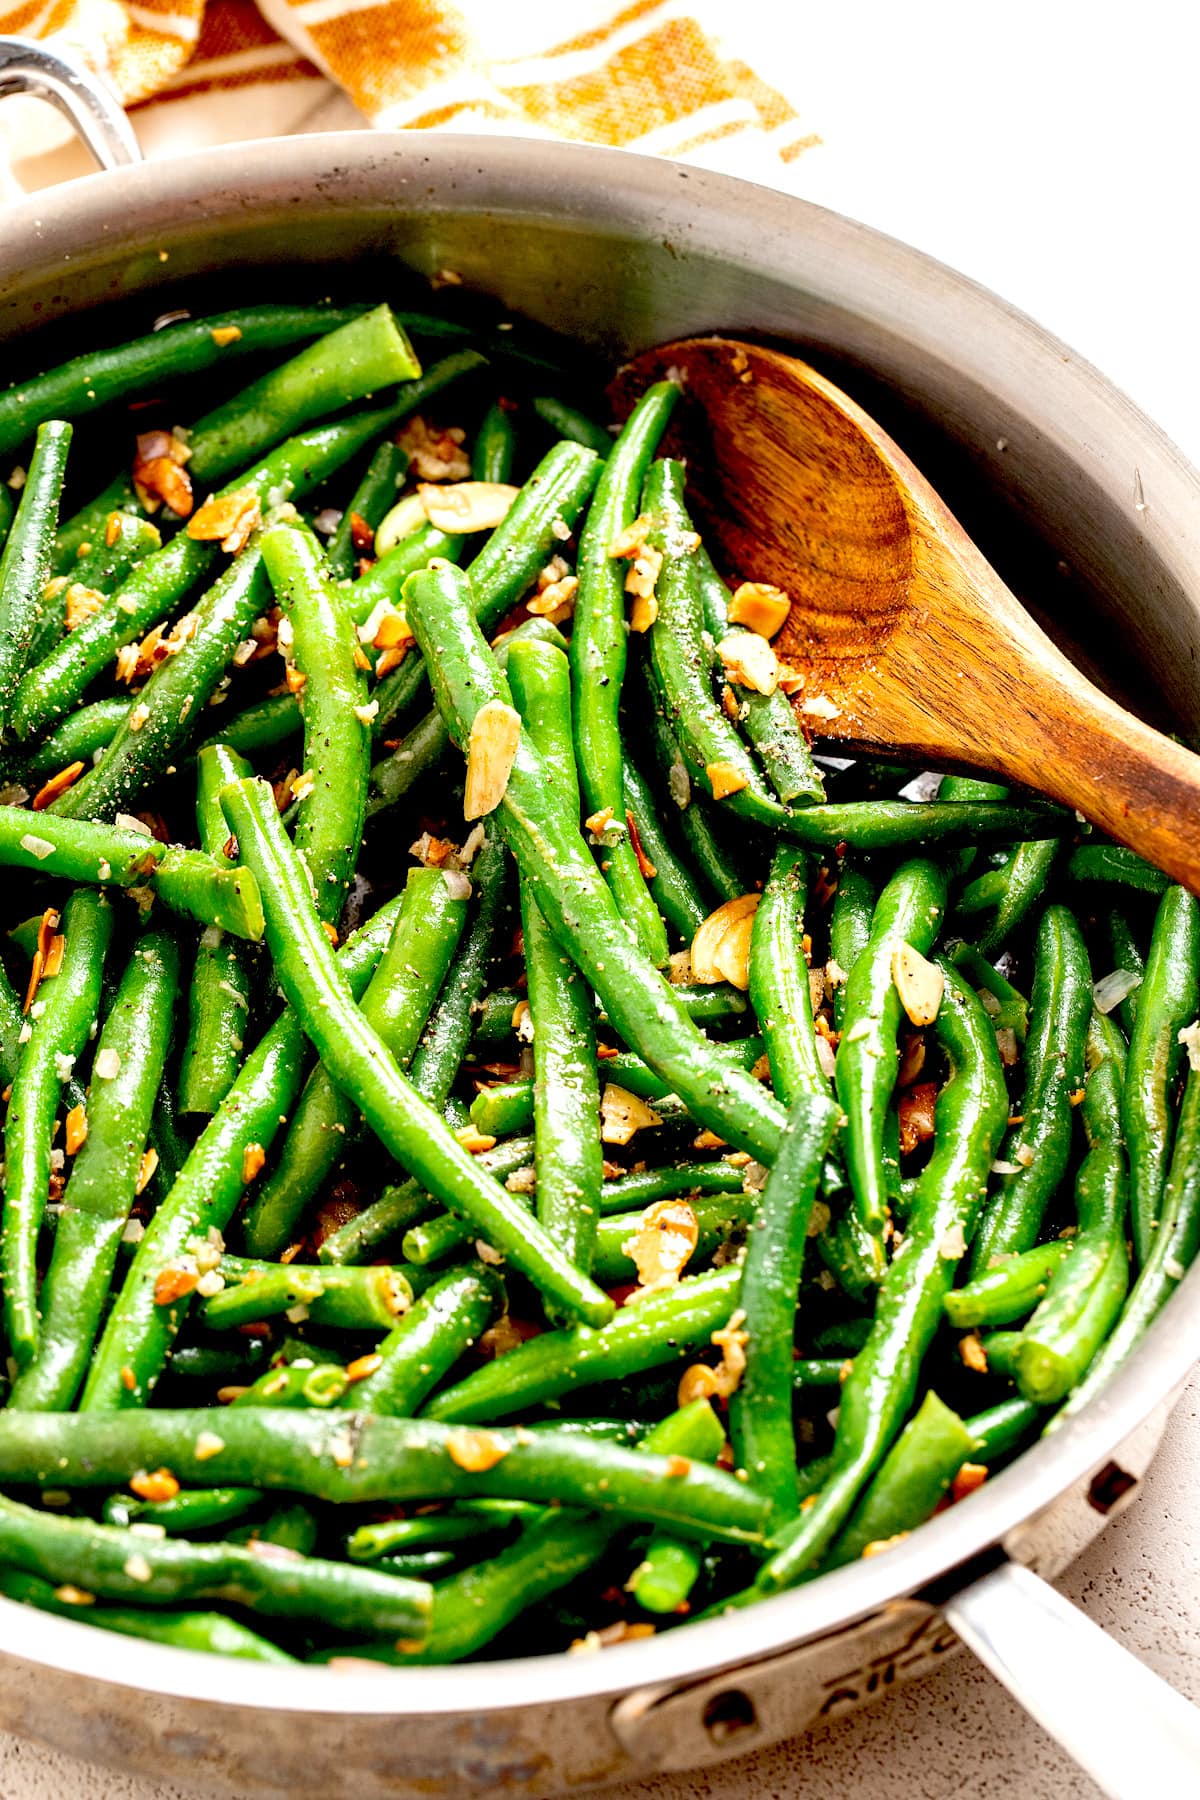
2;889;114;1367
643;460;784;826
261;521;368;924
53;546;270;823
0;807;262;941
757;962;1007;1590
469;1081;534;1137
1123;885;1200;1262
347;1506;521;1562
233;1361;351;1409
369;440;603;737
197;690;301;761
160;1340;271;1388
0;483;11;546
949;942;1029;1042
1015;1012;1131;1403
348;522;465;628
65;513;163;595
237;1500;319;1556
366;707;450;812
624;1400;725;1617
404;560;786;1164
0;957;26;1089
970;905;1092;1273
0;1491;430;1641
16;388;462;743
345;1264;504;1416
793;1358;849;1390
824;1391;976;1567
692;544;824;805
508;637;604;1289
9;930;179;1410
531;396;612;456
835;857;948;1267
177;746;255;1117
221;776;613;1327
183;305;420;485
0;1409;770;1544
81;891;406;1409
0;420;72;728
977;1332;1023;1380
103;1486;262;1533
472;979;747;1045
0;1568;295;1664
397;1138;535;1265
829;866;876;1031
473;400;517;483
570;384;678;966
326;442;409;580
591;1189;756;1283
730;1093;844;1524
1067;842;1171;895
598;1163;745;1216
964;1397;1042;1463
202;1260;413;1332
18;697;132;785
750;846;831;1106
620;752;708;942
944;1243;1074;1329
426;1267;740;1423
0;303;369;458
957;838;1060;954
1105;908;1145;1038
242;864;467;1256
639;672;748;903
365;617;566;815
328;1403;725;1663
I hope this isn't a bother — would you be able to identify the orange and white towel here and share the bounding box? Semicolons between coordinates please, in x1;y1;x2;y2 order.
0;0;816;192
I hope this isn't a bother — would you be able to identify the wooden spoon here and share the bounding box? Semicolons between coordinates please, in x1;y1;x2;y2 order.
614;338;1200;893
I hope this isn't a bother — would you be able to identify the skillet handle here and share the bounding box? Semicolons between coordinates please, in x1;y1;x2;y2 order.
0;36;141;170
943;1558;1200;1799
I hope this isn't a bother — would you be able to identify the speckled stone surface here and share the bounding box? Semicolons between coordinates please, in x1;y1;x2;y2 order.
0;1367;1194;1800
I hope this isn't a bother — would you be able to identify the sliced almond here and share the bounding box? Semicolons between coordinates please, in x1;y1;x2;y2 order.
396;416;470;482
64;583;107;631
727;581;790;639
445;1428;510;1472
464;699;522;821
419;481;518;534
890;941;944;1026
374;493;428;556
706;760;749;800
187;487;261;554
622;1198;698;1292
691;894;760;988
716;631;779;695
600;1082;662;1146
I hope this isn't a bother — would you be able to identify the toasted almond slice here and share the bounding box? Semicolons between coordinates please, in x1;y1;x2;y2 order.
32;762;85;812
446;1427;510;1472
728;581;790;639
64;583;106;631
599;1082;662;1146
706;760;749;800
186;488;261;554
629;592;658;632
65;1104;88;1156
712;911;756;990
419;481;518;534
622;1198;698;1291
211;325;242;347
890;941;945;1026
691;894;760;986
716;631;779;695
464;699;522;821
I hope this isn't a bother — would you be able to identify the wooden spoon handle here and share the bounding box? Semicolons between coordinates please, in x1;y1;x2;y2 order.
892;537;1200;893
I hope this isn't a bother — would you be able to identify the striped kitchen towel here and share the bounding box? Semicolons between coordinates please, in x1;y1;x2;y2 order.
0;0;816;189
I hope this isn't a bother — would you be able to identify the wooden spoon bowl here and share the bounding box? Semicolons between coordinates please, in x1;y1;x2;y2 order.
614;337;1200;892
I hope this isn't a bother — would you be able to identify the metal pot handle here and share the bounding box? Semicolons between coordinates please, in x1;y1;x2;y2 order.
942;1558;1200;1799
0;36;141;171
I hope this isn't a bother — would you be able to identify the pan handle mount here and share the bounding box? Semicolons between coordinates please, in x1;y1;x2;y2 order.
942;1558;1200;1800
0;36;141;171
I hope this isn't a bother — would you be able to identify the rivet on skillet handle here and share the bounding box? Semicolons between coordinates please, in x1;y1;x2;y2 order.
0;37;141;172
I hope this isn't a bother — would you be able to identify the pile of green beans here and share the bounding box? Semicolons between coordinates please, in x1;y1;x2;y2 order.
0;293;1193;1669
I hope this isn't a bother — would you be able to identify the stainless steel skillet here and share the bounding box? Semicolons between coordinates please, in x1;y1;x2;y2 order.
0;37;1197;1799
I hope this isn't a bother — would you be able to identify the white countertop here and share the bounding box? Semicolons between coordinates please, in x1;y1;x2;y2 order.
2;2;1197;1793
